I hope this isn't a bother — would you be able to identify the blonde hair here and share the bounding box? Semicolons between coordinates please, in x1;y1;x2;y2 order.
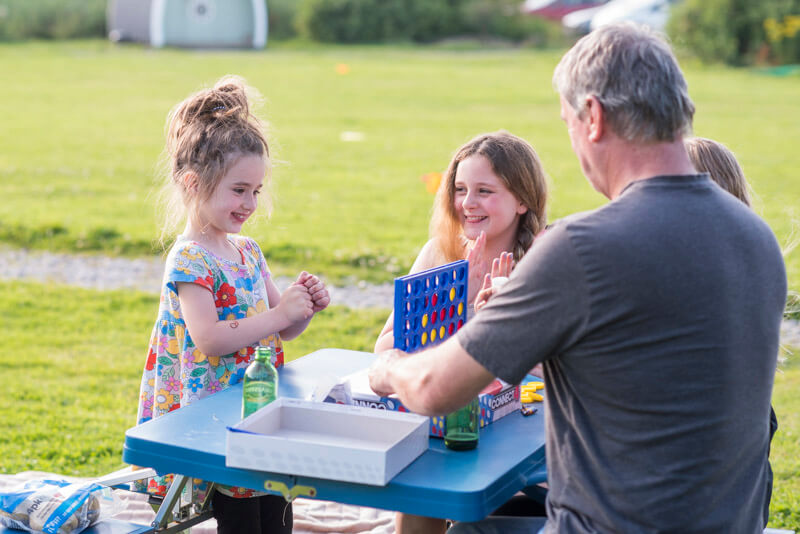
157;75;270;244
430;131;548;263
685;137;751;206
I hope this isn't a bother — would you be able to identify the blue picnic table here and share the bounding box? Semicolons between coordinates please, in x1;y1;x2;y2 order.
2;349;547;533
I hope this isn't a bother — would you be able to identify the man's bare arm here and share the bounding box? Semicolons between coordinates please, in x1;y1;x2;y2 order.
368;336;494;416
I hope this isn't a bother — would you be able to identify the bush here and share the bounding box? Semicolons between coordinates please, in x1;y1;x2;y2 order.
461;0;563;45
668;0;800;65
0;0;106;41
268;0;301;40
297;0;411;43
406;0;466;43
297;0;562;45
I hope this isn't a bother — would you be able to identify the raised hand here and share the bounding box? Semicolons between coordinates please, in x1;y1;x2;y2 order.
492;251;514;279
465;231;490;305
474;251;515;313
474;274;493;313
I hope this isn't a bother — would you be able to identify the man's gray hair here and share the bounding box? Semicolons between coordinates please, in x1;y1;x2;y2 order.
553;22;695;143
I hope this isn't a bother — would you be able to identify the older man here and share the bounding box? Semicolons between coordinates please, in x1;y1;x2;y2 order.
370;22;786;533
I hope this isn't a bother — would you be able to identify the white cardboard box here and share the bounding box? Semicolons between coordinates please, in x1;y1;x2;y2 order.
226;398;430;486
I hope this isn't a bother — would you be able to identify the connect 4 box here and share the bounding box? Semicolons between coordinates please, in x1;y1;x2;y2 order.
333;260;520;437
342;367;521;438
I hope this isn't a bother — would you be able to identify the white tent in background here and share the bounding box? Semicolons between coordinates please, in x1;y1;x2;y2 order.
107;0;267;49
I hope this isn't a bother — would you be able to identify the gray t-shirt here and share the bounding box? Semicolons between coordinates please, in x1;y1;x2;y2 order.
458;175;786;533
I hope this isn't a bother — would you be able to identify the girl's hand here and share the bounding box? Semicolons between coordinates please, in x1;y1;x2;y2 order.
277;283;313;324
466;231;489;304
492;251;514;279
474;274;493;313
297;271;330;313
473;251;515;313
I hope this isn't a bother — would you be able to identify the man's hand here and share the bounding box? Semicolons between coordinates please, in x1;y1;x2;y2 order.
368;349;404;397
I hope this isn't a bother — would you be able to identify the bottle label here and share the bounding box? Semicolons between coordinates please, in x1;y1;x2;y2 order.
244;382;276;403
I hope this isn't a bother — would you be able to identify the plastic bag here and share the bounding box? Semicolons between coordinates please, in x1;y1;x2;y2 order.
0;478;115;534
310;373;352;405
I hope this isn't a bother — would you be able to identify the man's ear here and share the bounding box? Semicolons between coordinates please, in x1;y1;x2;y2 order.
585;95;604;142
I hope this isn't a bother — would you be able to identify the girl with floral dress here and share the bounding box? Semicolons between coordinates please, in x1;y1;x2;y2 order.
135;75;329;534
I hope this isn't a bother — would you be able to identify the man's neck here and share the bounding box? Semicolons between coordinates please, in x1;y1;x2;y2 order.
604;138;698;199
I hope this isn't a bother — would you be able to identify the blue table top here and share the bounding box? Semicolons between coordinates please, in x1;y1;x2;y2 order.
123;349;546;521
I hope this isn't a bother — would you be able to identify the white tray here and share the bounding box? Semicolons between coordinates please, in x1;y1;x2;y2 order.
226;398;429;486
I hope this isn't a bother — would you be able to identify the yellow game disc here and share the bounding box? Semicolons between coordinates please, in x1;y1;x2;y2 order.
431;329;437;341
422;314;428;327
458;302;464;315
449;287;456;301
440;326;446;338
421;332;428;345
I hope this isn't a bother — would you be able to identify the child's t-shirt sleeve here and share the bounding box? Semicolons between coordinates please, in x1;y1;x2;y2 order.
164;241;215;294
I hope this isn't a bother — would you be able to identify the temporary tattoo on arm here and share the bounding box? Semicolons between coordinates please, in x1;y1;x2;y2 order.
229;320;239;329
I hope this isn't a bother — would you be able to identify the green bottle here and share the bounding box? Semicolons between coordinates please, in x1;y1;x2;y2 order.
444;397;480;450
241;346;278;418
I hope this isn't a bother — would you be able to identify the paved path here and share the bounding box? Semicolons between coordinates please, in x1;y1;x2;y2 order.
1;247;798;350
0;246;394;309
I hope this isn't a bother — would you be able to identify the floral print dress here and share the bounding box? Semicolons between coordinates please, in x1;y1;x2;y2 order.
135;235;284;499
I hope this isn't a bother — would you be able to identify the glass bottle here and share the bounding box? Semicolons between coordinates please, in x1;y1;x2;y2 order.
241;346;278;418
444;397;480;450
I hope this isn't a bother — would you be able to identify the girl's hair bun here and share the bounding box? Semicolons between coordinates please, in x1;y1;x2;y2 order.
192;75;251;124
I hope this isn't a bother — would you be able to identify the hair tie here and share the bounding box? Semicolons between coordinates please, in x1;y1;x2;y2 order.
212;105;226;112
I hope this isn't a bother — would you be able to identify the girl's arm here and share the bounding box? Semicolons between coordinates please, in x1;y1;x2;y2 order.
178;281;313;358
374;240;440;352
374;312;396;353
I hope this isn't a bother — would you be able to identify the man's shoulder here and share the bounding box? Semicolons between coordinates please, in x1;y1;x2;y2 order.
545;206;614;241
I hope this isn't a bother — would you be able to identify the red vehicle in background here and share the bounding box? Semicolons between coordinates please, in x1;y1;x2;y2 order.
522;0;609;21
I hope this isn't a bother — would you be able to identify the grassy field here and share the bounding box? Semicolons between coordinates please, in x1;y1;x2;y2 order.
0;40;798;287
0;40;798;529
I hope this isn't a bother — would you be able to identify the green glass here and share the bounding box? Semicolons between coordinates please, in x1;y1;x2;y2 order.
241;346;278;418
444;397;480;450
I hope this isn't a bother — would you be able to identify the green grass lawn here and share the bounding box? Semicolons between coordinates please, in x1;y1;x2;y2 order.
0;40;798;288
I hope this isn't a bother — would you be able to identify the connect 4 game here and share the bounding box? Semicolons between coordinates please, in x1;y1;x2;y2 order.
385;260;521;437
393;260;469;353
338;260;521;437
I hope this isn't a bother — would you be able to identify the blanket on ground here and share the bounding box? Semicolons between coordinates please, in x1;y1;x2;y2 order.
0;472;395;534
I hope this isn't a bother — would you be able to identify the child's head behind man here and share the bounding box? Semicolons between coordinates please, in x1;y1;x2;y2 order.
685;136;751;207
